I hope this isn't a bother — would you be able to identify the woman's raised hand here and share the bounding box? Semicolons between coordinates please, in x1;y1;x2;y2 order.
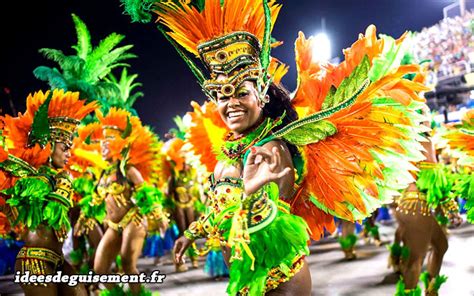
243;146;291;195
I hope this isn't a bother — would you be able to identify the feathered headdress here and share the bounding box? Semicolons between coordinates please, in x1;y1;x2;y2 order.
1;89;98;169
96;107;161;182
96;107;135;162
123;0;281;102
444;109;474;165
26;89;99;148
0;89;98;210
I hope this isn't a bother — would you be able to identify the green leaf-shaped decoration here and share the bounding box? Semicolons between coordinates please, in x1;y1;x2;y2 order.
28;92;52;147
322;55;370;110
121;116;132;139
105;68;144;109
169;116;187;140
274;119;337;146
369;34;410;82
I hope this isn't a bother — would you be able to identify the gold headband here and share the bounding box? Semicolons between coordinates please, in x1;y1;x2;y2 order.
102;125;124;139
48;117;80;147
197;32;269;102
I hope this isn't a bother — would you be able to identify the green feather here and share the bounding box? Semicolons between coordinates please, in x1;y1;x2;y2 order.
432;274;448;291
260;0;272;75
395;278;422;296
416;164;453;208
71;14;92;59
120;0;167;23
99;284;127;296
168;116;187;140
420;271;430;289
133;183;165;216
157;25;205;85
369;34;410;82
69;248;84;266
105;68;144;109
75;176;107;223
3;176;53;230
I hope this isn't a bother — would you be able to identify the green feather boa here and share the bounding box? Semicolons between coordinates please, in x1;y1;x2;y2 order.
4;174;71;231
452;172;474;223
416;164;454;208
133;182;165;216
74;176;107;223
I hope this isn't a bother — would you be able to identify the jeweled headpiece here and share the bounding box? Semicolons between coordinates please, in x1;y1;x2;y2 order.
26;89;99;148
139;0;282;102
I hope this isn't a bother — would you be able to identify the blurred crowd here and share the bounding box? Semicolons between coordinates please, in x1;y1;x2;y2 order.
414;11;474;82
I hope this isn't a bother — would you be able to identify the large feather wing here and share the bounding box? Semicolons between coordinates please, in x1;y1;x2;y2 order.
283;26;428;240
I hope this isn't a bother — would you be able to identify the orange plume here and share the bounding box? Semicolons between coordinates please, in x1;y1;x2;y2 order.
26;89;98;121
186;101;227;172
155;0;281;56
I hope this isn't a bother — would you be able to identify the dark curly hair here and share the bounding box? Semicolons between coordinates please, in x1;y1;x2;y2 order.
262;83;299;157
263;83;298;129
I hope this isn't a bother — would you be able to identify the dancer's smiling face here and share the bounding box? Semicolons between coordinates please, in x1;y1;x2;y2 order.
216;79;265;136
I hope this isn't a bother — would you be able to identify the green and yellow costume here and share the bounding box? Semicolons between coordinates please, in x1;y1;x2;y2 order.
0;89;98;275
121;0;430;294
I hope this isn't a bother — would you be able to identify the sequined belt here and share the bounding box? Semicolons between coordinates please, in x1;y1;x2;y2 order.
396;191;430;216
104;207;143;233
17;247;64;275
175;187;196;208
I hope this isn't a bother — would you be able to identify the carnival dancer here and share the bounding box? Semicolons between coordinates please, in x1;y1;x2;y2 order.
0;89;98;296
162;135;201;271
444;109;474;225
390;125;462;296
122;0;430;294
69;122;107;274
91;107;167;295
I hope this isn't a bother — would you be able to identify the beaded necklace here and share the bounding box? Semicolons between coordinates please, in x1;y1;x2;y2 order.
218;116;282;164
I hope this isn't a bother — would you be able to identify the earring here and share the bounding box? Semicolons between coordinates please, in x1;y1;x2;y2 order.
260;94;270;104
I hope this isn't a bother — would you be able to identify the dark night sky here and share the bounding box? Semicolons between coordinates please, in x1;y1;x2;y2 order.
0;0;461;135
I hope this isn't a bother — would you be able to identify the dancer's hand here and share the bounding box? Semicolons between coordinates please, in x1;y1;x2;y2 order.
243;146;292;195
173;236;193;264
448;212;463;228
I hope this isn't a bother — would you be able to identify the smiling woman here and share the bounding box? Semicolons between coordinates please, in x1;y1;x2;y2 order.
217;81;266;136
121;0;431;295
